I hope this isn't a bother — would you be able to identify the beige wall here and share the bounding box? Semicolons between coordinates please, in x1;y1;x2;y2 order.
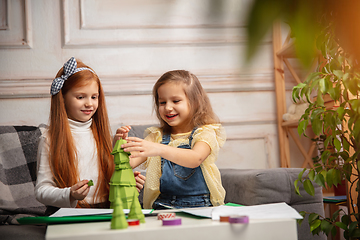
0;0;309;169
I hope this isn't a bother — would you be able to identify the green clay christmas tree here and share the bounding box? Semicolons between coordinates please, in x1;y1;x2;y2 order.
109;138;145;227
111;190;128;229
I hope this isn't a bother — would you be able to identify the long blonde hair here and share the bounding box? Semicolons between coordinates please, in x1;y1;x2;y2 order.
48;60;114;207
153;70;219;134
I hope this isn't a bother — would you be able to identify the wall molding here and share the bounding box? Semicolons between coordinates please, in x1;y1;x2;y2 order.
0;0;9;30
0;0;32;48
218;135;273;169
62;0;271;48
79;0;244;30
0;72;276;99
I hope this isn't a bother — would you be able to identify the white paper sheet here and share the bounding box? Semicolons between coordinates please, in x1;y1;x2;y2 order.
51;203;302;220
50;208;153;217
211;202;303;220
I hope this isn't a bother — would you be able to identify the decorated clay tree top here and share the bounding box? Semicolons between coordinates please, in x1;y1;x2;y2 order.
111;138;130;155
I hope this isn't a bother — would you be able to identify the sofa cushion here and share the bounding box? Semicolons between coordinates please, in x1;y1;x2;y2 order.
220;168;326;240
127;125;153;138
0;225;47;240
0;125;47;224
220;168;323;206
221;168;289;205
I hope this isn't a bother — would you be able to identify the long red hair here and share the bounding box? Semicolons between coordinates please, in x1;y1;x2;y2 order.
48;60;114;207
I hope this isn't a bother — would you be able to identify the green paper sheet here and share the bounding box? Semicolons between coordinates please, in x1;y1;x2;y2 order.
17;209;154;225
17;214;113;225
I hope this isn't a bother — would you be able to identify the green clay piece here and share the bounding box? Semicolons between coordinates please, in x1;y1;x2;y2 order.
109;139;145;225
87;180;94;186
111;190;128;229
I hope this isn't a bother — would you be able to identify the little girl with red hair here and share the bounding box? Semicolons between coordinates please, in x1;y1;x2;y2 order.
35;57;145;210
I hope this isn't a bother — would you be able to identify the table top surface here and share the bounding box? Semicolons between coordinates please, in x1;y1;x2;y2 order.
46;212;298;240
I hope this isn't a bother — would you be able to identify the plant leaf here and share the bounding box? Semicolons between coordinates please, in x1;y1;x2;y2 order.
292;87;301;103
343;138;350;152
321;150;331;164
308;213;319;223
348;221;357;234
319;78;327;93
304;179;315;196
298;120;307;136
297;211;306;226
308;169;315;181
316;92;325;107
336;107;345;120
331;225;337;237
310;219;322;232
331;209;341;221
326;169;334;187
314;173;326;188
333;70;344;79
332;169;342;187
298;168;307;181
320;220;332;235
343;163;352;181
351;229;360;238
246;0;285;61
312;117;323;136
333;137;341;152
294;179;301;196
335;222;347;230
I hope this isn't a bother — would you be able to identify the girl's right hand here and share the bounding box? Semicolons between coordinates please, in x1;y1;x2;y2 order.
113;126;131;146
122;137;161;158
70;180;90;201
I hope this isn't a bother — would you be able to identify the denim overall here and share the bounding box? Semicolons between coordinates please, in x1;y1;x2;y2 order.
152;128;212;209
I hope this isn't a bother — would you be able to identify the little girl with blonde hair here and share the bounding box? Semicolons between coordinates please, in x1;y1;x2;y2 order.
115;70;226;209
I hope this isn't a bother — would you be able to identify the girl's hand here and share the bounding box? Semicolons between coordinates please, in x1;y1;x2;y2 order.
70;180;90;201
125;137;211;169
134;171;146;192
122;137;161;158
113;126;131;146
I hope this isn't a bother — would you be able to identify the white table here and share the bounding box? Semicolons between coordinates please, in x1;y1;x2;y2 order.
46;213;298;240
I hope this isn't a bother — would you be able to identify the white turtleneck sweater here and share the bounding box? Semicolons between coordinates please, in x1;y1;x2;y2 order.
35;119;99;208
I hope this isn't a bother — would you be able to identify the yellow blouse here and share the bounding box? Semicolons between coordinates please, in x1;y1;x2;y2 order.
140;124;226;209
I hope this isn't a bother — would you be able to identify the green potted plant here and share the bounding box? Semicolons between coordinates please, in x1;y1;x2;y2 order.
245;1;360;239
291;18;360;239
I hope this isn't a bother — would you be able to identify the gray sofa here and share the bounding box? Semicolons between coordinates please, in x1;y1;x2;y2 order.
220;168;326;240
0;125;326;240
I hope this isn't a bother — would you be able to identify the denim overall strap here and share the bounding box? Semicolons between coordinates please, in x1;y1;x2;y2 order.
159;127;210;196
160;133;171;172
160;128;197;172
188;127;197;147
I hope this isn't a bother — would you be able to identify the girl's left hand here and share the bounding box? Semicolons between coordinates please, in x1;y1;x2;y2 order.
69;180;90;201
133;171;146;192
122;137;161;158
113;126;131;146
